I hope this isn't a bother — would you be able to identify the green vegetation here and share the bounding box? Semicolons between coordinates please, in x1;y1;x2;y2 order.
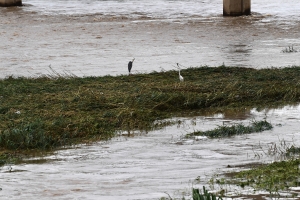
232;158;300;198
191;186;223;200
161;186;223;200
187;120;272;138
211;144;300;198
282;45;298;53
286;145;300;156
0;151;21;166
1;65;300;165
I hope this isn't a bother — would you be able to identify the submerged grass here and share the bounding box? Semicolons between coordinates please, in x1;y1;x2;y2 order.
1;65;300;163
282;45;298;53
191;186;223;200
215;144;300;198
286;145;300;156
188;120;273;138
230;158;300;198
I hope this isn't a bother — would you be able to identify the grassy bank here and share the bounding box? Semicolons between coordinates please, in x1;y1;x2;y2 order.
1;65;300;162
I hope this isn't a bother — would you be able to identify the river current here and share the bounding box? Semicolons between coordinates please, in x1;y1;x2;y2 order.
0;0;300;78
1;1;300;199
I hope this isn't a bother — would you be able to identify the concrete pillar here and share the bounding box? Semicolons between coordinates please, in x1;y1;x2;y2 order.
0;0;22;7
223;0;251;16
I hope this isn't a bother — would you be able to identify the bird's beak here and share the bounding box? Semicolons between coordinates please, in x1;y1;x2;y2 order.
132;58;135;62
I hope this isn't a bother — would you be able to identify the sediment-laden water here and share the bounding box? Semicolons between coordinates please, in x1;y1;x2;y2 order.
0;0;300;78
1;105;300;199
1;1;300;199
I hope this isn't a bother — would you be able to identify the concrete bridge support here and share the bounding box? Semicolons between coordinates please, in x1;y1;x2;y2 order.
223;0;251;16
0;0;22;7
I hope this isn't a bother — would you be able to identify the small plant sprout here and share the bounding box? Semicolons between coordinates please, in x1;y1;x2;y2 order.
192;186;223;200
7;165;12;172
282;45;298;53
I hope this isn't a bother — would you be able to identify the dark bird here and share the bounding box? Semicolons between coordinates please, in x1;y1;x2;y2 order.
128;58;135;74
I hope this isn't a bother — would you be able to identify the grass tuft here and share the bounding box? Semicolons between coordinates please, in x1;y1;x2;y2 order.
188;120;272;138
286;145;300;156
191;186;223;200
282;45;298;53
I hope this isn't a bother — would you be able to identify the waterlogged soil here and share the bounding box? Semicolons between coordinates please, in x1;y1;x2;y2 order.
1;105;300;200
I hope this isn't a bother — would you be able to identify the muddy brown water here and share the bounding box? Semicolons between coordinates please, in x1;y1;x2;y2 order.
1;105;300;199
1;1;300;78
1;1;300;199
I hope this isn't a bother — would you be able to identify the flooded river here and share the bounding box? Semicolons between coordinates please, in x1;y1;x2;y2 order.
1;1;300;199
1;105;300;199
0;0;300;78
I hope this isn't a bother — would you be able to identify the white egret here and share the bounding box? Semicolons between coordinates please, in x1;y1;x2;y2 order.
177;63;184;82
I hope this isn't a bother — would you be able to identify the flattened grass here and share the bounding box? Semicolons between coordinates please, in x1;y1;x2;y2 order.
1;65;300;154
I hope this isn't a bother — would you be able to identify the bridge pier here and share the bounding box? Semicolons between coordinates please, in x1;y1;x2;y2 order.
223;0;251;16
0;0;22;7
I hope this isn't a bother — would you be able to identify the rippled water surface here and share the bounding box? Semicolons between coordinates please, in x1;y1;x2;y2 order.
0;0;300;78
21;0;300;19
1;1;300;199
1;105;300;199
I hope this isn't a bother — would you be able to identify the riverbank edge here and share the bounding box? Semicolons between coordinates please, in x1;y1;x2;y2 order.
1;65;300;165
